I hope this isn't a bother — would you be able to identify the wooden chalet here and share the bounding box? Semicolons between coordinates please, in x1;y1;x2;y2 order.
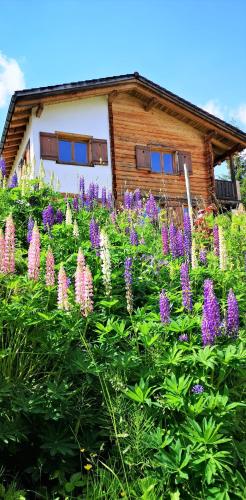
0;72;246;210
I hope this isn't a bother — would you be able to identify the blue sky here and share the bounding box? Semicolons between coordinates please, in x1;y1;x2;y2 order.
0;0;245;176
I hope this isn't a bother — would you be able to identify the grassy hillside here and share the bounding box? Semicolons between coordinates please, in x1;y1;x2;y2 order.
0;178;245;499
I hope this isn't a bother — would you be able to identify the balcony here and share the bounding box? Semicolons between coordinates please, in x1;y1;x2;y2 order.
215;179;238;202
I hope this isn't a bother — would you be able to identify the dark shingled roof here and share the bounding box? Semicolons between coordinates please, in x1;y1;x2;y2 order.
1;72;246;155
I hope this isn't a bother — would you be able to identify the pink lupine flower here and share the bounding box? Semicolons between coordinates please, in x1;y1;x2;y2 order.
45;246;55;286
28;222;40;281
57;264;69;310
4;214;15;273
75;248;85;307
0;229;5;273
81;265;93;317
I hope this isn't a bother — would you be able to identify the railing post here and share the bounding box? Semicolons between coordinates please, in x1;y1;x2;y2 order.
229;154;237;200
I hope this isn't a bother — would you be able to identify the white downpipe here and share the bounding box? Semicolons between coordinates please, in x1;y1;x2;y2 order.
184;162;193;228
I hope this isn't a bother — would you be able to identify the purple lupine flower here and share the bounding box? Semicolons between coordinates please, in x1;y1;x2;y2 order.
199;248;207;265
27;217;34;244
124;190;133;210
124;257;132;285
161;225;169;255
192;384;204;394
176;229;184;257
79;176;85;207
0;158;6;177
130;228;138;246
101;187;107;207
226;289;239;336
183;212;192;262
42;204;55;230
90;218;100;250
213;225;220;257
180;262;192;311
94;183;99;201
159;289;170;324
73;196;79;211
169;222;178;259
145;194;158;222
107;192;113;210
79;176;85;193
87;183;97;209
9;172;18;188
179;333;188;342
134;189;142;210
55;209;64;224
201;279;220;346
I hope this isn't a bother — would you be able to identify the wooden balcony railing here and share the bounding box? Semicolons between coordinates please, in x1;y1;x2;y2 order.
215;179;237;201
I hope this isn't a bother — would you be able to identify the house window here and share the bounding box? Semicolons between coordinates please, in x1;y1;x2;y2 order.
150;150;174;174
58;139;88;165
40;132;108;166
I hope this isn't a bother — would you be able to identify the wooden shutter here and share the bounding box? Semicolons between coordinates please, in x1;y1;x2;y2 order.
135;145;151;170
91;139;108;165
177;151;192;175
40;132;58;160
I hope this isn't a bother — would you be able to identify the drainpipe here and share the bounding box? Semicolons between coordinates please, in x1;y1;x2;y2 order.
184;162;193;228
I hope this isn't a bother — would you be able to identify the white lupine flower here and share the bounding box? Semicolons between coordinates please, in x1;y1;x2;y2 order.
191;238;198;269
219;226;227;270
73;219;79;238
100;230;112;296
65;202;72;225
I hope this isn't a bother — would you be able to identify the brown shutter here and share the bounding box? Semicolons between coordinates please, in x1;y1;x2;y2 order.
40;132;58;160
91;139;108;165
177;151;192;175
135;145;151;170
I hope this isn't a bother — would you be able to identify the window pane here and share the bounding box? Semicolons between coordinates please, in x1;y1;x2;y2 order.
151;152;162;172
74;142;87;164
59;140;72;162
164;153;173;174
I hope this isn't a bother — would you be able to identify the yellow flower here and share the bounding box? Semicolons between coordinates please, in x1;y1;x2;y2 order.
84;464;92;471
80;448;85;453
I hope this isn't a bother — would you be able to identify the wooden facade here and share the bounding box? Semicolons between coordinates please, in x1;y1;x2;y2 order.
1;73;246;207
110;92;213;205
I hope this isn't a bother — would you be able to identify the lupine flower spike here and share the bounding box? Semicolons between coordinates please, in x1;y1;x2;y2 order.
191;238;198;269
28;222;40;281
65;202;72;225
58;264;70;310
219;226;227;270
169;222;178;259
161;225;169;255
27;217;34;243
201;279;220;346
100;230;112;296
80;265;93;317
213;225;220;257
45;246;55;286
75;249;85;308
180;262;192;311
226;288;239;336
9;172;18;188
73;220;79;238
124;257;133;314
199;248;207;265
4;214;15;274
159;289;170;324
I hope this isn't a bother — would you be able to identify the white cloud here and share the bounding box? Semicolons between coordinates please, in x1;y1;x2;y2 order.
201;99;225;120
0;52;25;108
232;104;246;127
